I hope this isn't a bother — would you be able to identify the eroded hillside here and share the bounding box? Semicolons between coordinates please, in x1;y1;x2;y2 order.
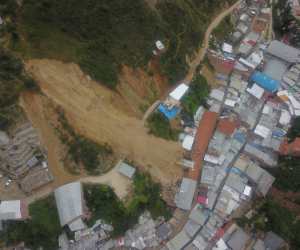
22;59;186;183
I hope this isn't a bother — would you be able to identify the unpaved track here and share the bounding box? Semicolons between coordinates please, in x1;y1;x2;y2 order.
159;0;243;99
23;60;185;187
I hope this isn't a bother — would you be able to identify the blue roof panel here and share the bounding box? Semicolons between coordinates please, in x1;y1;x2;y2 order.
246;140;264;152
249;71;280;91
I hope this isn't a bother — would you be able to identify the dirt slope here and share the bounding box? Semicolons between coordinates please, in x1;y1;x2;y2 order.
23;59;185;184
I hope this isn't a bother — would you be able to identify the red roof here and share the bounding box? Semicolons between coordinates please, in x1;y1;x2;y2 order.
253;23;265;31
266;98;277;103
279;142;289;154
293;138;300;151
296;10;300;15
216;119;235;138
221;60;235;69
212;228;225;244
198;196;207;204
188;110;218;180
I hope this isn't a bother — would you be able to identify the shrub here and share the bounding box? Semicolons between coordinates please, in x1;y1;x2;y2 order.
148;68;154;76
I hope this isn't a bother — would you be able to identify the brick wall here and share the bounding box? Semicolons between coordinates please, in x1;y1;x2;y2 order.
257;19;268;26
260;12;270;20
253;28;262;34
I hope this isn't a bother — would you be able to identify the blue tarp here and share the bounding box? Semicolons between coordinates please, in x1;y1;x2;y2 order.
240;173;244;178
233;132;246;144
221;78;226;82
232;169;240;174
261;40;265;44
227;53;233;57
226;86;229;93
225;167;229;173
249;71;280;91
158;104;180;120
206;210;211;217
273;132;283;137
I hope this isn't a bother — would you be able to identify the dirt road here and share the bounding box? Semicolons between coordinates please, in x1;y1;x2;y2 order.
78;160;123;185
159;0;243;99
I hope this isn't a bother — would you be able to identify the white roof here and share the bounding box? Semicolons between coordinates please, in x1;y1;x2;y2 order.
0;200;21;220
288;95;300;109
254;125;270;138
224;98;236;107
182;135;194;151
222;43;233;53
246;83;264;99
283;76;296;87
169;83;189;101
69;218;86;231
243;186;251;196
212;239;228;250
210;89;224;101
279;110;291;125
262;105;270;114
204;154;218;164
261;8;271;14
239;58;255;69
54;182;83;226
156;40;164;50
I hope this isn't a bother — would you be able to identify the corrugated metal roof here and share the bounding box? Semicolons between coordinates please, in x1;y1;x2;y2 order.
265;231;285;250
246;83;264;99
249;71;280;92
182;135;195;151
227;228;250;250
225;176;246;193
183;219;200;237
253;239;266;250
169;84;189;101
246;162;265;182
69;218;86;231
119;162;136;179
266;40;300;63
177;178;196;210
189;209;207;226
258;172;275;196
169;230;190;250
54;182;83;226
0;200;21;220
210;89;224;102
27;156;38;167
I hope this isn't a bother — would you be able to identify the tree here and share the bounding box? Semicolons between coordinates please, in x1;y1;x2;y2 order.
147;68;154;76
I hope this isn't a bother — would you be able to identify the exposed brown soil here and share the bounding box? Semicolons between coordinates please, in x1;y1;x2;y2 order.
267;187;300;213
201;65;217;88
23;59;185;185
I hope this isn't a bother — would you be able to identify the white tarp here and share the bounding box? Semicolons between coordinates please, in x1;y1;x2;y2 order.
243;186;251;196
182;135;194;151
224;98;236;107
156;40;164;50
254;125;270;138
262;105;270;114
204;154;218;164
169;83;189;101
0;200;21;220
246;83;264;99
279;110;291;125
222;43;233;53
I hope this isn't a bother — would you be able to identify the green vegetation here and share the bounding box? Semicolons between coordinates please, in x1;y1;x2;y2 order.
272;0;300;46
55;107;113;173
147;68;154;76
147;111;180;141
287;117;300;142
181;73;210;118
1;196;70;250
202;54;215;72
7;0;236;89
269;155;300;193
211;15;235;45
233;198;300;249
84;167;171;238
0;48;39;132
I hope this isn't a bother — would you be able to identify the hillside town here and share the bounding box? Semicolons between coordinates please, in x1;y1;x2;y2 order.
0;0;300;249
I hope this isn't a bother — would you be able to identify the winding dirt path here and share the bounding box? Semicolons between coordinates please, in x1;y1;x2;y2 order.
159;0;243;100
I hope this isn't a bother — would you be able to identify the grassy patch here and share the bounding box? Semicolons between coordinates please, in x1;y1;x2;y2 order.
0;47;39;133
147;111;180;141
3;196;69;250
211;15;235;45
181;73;210;119
55;107;114;173
84;167;171;238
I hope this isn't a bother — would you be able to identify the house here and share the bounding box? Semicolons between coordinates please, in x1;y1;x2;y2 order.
227;228;250;250
249;71;280;92
216;119;235;139
118;162;136;179
264;231;285;250
286;137;300;156
54;182;86;229
0;200;29;220
253;23;265;34
188;110;218;180
156;40;164;50
265;40;300;65
176;178;197;210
